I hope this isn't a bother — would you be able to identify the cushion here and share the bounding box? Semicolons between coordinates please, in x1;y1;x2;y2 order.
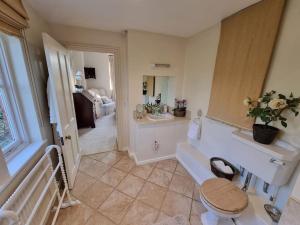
101;96;113;104
98;88;107;96
87;89;96;97
95;94;103;103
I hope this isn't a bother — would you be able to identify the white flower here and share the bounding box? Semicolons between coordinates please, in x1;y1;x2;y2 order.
258;98;262;103
269;99;287;110
243;97;251;106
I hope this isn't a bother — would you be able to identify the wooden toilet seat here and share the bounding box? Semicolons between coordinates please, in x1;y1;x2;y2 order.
200;178;248;214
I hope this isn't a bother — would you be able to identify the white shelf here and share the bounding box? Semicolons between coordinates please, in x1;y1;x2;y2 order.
232;130;299;161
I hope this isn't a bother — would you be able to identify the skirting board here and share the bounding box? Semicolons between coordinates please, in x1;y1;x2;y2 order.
129;152;176;165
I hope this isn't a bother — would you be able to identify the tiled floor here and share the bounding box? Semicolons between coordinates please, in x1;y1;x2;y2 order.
54;151;206;225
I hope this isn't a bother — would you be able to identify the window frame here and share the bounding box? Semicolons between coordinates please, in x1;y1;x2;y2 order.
0;33;29;159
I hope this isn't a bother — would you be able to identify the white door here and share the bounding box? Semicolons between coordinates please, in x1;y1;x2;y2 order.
43;33;80;188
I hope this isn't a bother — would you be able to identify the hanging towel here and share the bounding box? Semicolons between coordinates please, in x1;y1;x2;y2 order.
187;118;201;140
47;79;61;135
47;79;56;124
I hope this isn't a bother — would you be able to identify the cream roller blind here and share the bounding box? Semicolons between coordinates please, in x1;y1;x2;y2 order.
207;0;285;130
0;0;28;36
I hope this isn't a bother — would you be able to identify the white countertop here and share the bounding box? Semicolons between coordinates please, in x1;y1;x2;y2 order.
134;114;190;126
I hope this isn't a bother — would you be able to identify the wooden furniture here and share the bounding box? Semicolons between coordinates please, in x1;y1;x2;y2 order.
207;0;285;129
73;92;96;128
200;178;248;213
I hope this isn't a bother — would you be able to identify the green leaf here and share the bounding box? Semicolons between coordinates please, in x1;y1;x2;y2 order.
281;121;287;128
278;94;286;99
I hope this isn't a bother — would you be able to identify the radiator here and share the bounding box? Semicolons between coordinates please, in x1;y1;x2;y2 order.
0;145;79;225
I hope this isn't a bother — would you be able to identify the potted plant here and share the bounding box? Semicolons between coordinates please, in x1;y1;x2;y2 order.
244;91;300;144
173;98;187;117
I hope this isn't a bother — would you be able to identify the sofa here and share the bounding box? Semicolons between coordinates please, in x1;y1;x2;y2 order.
86;88;116;118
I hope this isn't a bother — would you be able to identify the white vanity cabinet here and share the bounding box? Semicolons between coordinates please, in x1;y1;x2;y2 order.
133;118;189;164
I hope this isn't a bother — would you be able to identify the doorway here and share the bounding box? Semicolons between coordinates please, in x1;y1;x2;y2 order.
69;50;118;155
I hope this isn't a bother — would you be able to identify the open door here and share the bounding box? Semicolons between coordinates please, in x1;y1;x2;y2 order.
43;33;80;188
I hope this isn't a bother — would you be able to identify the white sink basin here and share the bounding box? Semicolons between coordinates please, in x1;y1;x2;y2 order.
146;113;174;121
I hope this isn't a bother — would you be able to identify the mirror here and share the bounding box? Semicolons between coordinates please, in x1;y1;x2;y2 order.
142;75;175;105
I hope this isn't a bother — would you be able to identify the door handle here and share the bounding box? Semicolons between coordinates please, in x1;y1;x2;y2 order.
65;135;72;140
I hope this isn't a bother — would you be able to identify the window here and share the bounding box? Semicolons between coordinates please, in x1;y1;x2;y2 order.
0;33;27;158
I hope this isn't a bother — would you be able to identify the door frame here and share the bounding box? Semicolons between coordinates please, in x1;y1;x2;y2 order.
63;42;123;150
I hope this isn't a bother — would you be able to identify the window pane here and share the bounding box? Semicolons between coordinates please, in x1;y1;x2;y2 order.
0;90;15;151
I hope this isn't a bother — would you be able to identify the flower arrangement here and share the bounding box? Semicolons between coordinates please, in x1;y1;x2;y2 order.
173;98;187;117
244;90;300;144
175;98;187;109
244;91;300;127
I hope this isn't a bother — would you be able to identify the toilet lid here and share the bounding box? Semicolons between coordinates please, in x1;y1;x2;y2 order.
200;178;248;213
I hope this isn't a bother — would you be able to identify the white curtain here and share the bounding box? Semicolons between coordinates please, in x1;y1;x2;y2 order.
108;55;116;100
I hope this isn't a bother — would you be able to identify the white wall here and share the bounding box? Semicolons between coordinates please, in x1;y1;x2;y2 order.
24;2;53;144
264;0;300;148
49;24;129;149
84;52;111;96
183;24;220;118
69;51;86;90
183;0;300;147
0;2;53;205
182;0;300;209
127;30;186;112
127;30;186;152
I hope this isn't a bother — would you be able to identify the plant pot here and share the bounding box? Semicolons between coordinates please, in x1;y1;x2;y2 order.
173;108;186;117
253;124;279;145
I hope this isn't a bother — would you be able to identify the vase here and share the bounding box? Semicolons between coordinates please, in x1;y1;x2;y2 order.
252;124;279;145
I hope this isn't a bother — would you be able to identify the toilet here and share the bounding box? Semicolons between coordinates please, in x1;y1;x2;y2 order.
199;178;248;225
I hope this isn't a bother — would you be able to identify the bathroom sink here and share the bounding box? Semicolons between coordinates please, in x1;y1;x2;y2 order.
146;113;174;121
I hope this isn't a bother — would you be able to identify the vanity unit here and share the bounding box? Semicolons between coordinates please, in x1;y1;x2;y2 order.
131;114;189;164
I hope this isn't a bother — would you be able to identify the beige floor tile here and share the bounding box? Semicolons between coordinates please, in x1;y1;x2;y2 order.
137;182;167;209
175;163;190;177
79;156;97;171
98;190;134;224
156;159;177;173
121;201;159;225
117;174;145;198
169;174;194;198
161;191;192;217
55;203;94;225
101;152;123;166
190;215;203;225
130;164;154;180
100;167;127;187
78;180;113;209
81;160;110;179
88;152;109;162
155;211;172;223
113;157;136;172
193;183;201;202
191;200;207;216
148;168;173;188
71;171;96;198
85;212;116;225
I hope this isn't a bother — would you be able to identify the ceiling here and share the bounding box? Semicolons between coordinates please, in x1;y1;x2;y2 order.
25;0;261;37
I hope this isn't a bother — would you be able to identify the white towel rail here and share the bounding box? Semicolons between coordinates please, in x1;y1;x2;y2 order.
0;145;79;225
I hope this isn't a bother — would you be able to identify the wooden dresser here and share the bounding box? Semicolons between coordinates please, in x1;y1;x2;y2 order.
73;92;96;129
